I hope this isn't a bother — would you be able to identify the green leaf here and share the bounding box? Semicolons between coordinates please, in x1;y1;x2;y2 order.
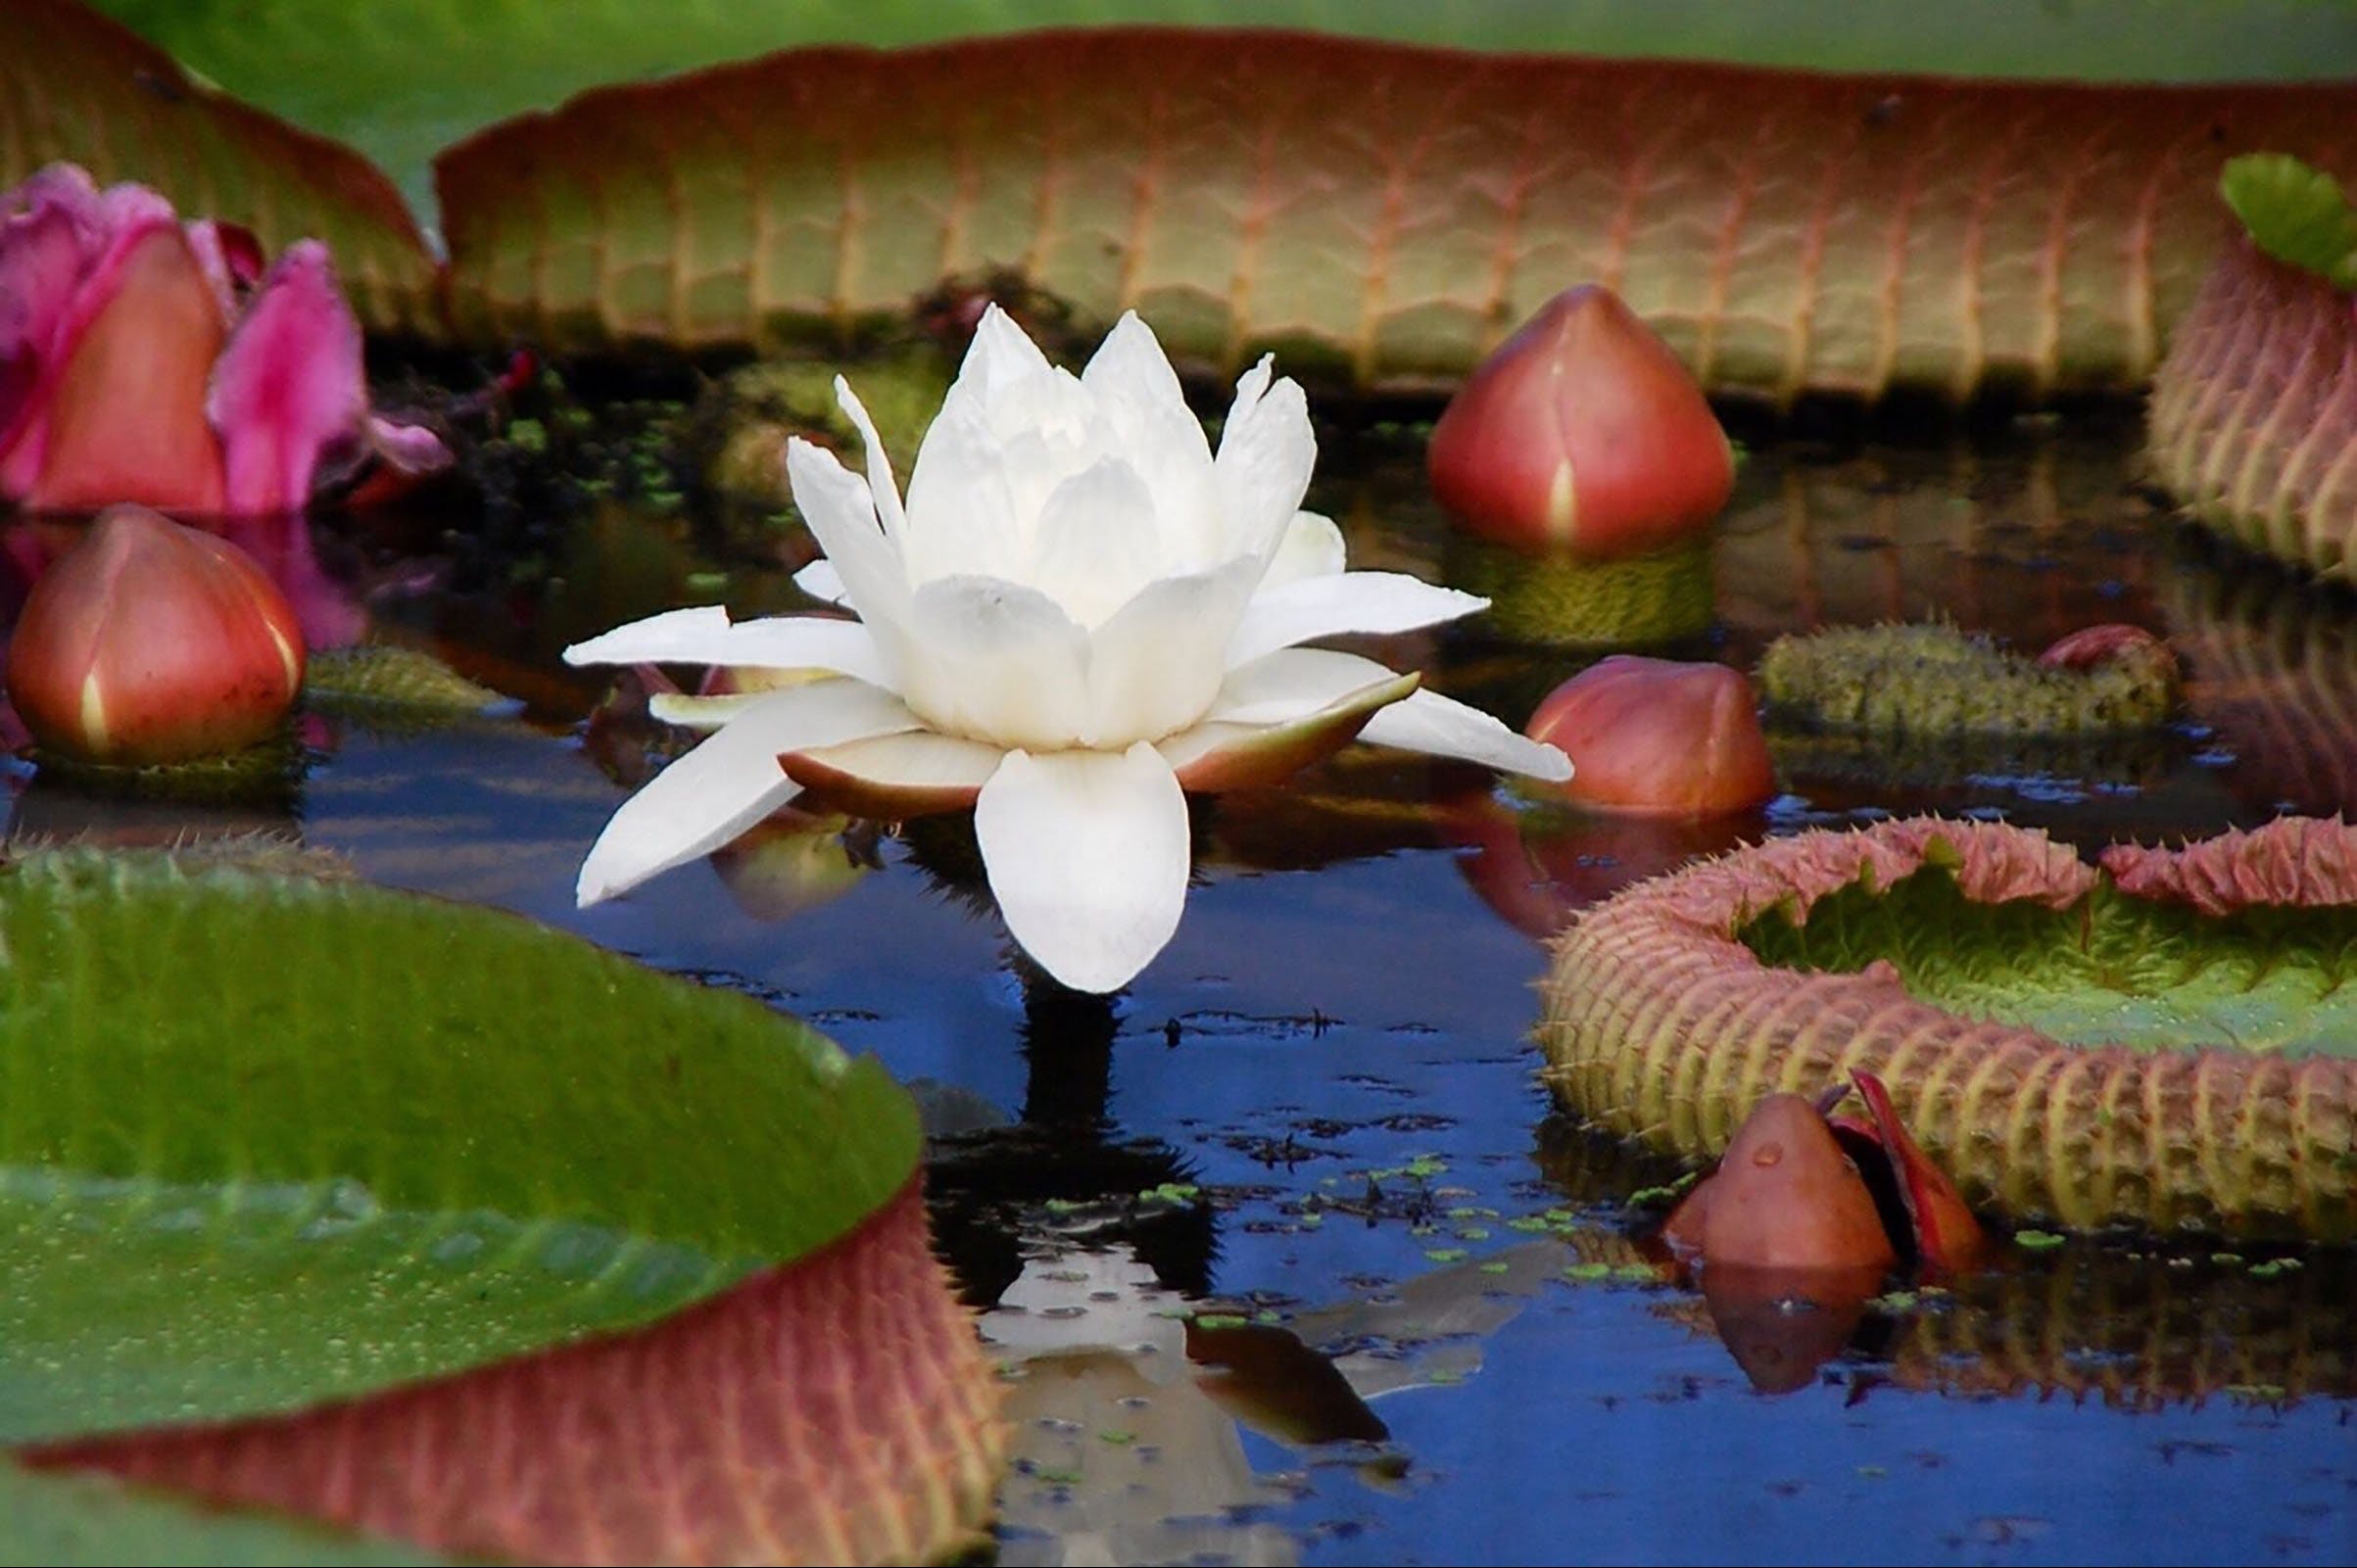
2220;153;2357;289
0;1463;449;1567
0;845;919;1444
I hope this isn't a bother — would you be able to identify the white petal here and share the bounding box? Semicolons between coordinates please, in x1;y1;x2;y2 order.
1213;360;1315;561
1357;689;1574;782
576;680;924;905
562;605;732;666
1205;647;1407;727
1260;509;1347;590
1026;456;1163;628
794;558;848;605
565;607;889;687
785;437;910;629
974;742;1191;993
1226;571;1487;670
893;575;1093;750
1082;310;1185;412
900;401;1025;584
794;727;1006;789
1083;554;1263;746
833;375;905;539
954;303;1055;407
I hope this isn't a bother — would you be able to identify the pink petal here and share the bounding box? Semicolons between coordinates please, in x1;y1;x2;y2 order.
183;218;265;316
17;219;226;514
0;166;111;473
206;239;368;516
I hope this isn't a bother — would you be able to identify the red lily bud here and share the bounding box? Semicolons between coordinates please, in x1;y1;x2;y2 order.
1428;285;1733;559
1661;1094;1899;1275
6;504;304;764
1524;656;1775;817
2038;622;2178;678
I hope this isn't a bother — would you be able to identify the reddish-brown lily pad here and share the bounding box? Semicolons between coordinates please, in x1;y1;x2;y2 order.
0;0;437;334
1539;815;2357;1240
437;30;2356;402
27;1181;1006;1568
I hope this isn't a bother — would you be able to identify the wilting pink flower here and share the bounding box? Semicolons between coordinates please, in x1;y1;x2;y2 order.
0;164;449;517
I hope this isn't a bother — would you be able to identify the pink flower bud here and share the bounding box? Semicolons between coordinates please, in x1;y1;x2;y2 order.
6;504;304;763
1428;286;1733;559
1524;656;1774;817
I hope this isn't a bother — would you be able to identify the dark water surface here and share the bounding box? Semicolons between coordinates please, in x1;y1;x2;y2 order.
30;420;2355;1565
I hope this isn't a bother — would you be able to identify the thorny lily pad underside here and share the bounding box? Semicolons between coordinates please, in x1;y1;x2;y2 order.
1540;816;2357;1240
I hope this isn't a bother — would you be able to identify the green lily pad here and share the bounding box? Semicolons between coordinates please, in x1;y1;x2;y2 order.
2220;153;2357;290
0;844;918;1444
0;1462;449;1566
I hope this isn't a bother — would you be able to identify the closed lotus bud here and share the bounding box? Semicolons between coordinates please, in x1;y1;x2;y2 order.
1524;656;1775;817
1428;285;1734;559
1660;1094;1898;1275
5;504;304;764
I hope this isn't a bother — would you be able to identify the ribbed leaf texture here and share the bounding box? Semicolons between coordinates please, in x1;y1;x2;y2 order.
2147;236;2357;579
28;1181;1007;1567
1539;816;2357;1240
436;31;2357;402
0;1;435;334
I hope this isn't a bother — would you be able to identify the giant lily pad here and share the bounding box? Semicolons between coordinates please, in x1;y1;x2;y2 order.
1538;816;2357;1240
2147;167;2357;581
0;843;1000;1560
0;0;437;335
435;32;2357;400
88;0;2357;220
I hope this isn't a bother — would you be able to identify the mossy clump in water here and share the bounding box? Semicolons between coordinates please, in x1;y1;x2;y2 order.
303;646;506;729
1443;537;1715;648
1758;622;2179;736
693;344;953;506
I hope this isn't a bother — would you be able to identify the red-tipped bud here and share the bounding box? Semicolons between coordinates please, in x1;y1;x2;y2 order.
1427;285;1734;559
1660;1094;1898;1275
5;504;304;764
2038;622;2177;677
1524;656;1774;817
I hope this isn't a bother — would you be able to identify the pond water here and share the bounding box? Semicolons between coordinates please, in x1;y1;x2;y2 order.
20;412;2353;1565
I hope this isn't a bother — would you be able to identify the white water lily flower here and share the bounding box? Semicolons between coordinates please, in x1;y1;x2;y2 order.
566;307;1570;992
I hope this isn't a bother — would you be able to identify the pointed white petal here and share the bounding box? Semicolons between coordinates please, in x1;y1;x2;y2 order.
1083;554;1263;746
1205;647;1408;726
833;375;905;538
794;558;849;605
1214;360;1315;560
1161;663;1419;793
943;302;1056;420
894;575;1093;750
1260;509;1347;590
576;680;923;905
1082;310;1185;411
1226;571;1487;669
975;742;1191;993
562;605;734;666
785;437;910;630
1358;689;1574;782
566;607;889;686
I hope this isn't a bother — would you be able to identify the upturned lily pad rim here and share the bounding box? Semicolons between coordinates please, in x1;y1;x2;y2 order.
1537;815;2357;1240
